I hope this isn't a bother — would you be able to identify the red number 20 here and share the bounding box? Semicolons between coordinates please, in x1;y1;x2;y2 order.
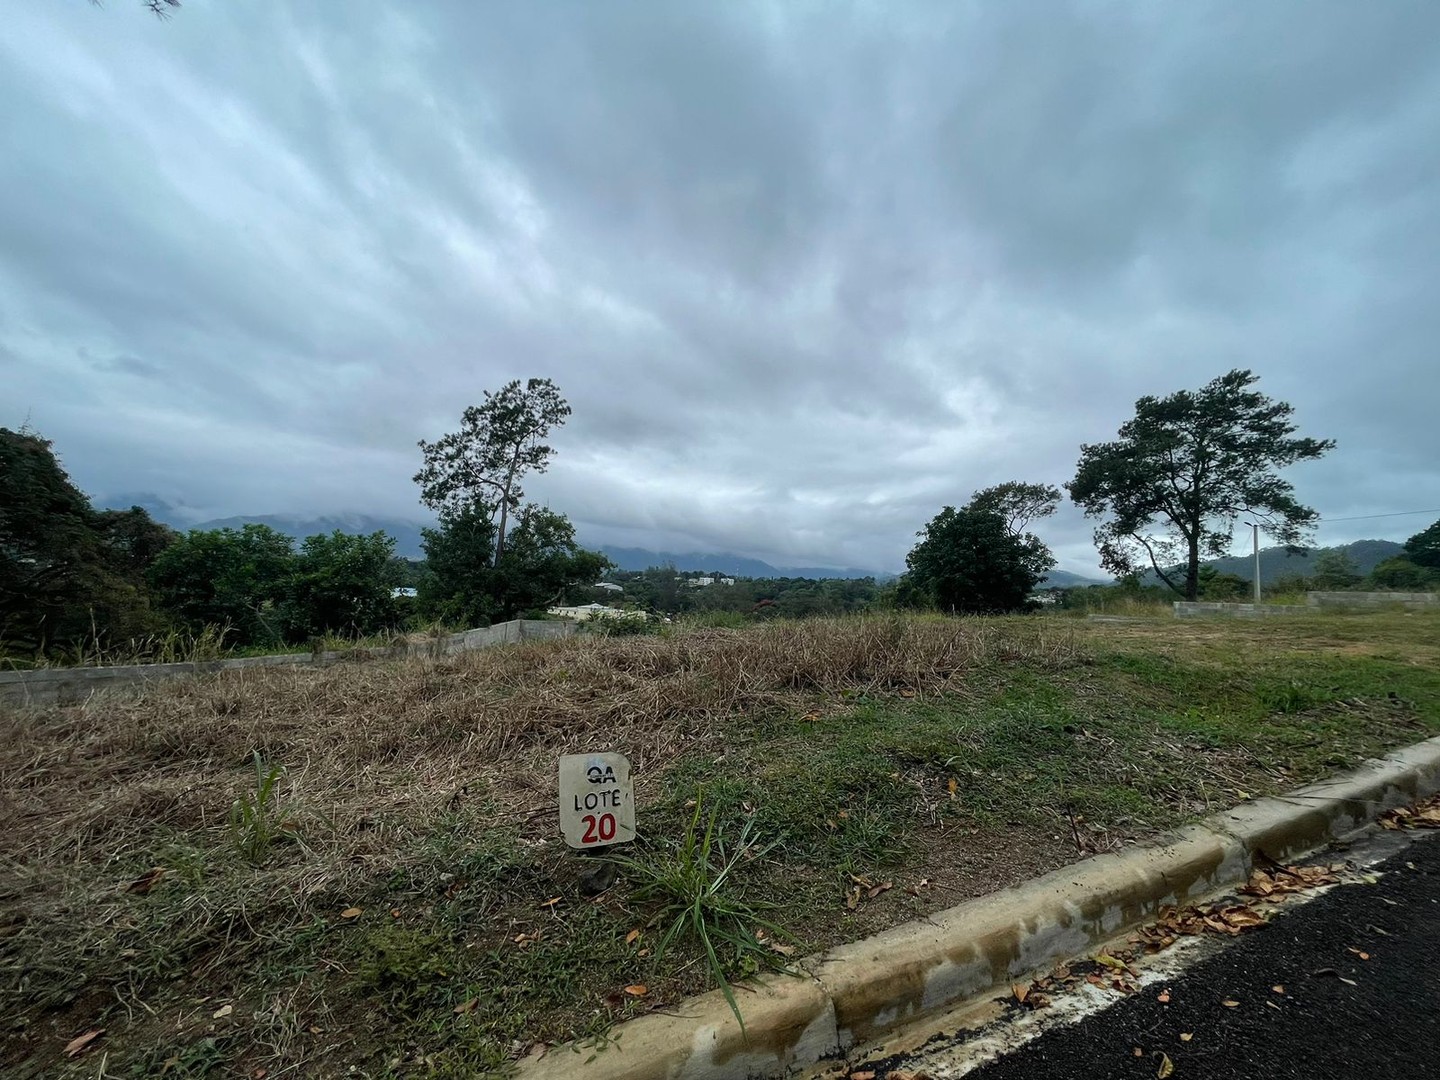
581;813;617;844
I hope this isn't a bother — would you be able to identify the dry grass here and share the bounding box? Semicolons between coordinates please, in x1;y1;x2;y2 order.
5;610;1436;1078
0;615;1080;1076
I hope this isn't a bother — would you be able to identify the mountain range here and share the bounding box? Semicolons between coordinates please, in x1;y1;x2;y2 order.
1139;539;1405;586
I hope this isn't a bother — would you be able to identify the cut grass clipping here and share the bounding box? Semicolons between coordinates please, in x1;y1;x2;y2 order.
606;792;795;1031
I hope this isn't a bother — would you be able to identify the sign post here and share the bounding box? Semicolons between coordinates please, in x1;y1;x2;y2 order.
558;753;636;850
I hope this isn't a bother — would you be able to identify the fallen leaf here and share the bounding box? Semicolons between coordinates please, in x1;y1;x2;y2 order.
308;1025;322;1035
1157;1052;1175;1078
637;948;651;958
947;777;958;798
64;1029;105;1058
867;881;893;900
124;867;166;895
454;998;478;1015
540;897;561;908
845;885;862;910
1095;951;1128;972
850;1072;876;1080
625;929;642;945
251;1069;269;1079
1085;973;1105;987
1133;1047;1144;1058
769;941;797;957
212;1004;233;1019
340;907;362;919
1179;1033;1193;1043
623;984;647;997
899;688;916;698
1347;947;1371;961
1272;985;1285;994
389;908;402;918
1013;983;1030;1004
838;809;850;820
1157;989;1171;1003
802;712;820;722
1222;1000;1240;1008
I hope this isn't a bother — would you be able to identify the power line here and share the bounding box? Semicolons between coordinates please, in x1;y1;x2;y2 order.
1317;508;1440;524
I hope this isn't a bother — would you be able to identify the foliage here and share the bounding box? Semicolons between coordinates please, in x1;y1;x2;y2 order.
420;504;609;626
148;524;296;647
415;378;571;565
901;506;1055;614
964;481;1062;536
229;752;289;865
1;426;173;656
1067;369;1333;601
606;795;790;1031
1311;548;1362;590
1196;566;1251;600
1367;557;1437;591
281;530;398;639
1405;519;1440;570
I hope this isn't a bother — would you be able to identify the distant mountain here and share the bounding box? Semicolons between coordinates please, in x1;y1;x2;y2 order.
1139;539;1405;587
188;514;431;559
1038;569;1107;588
596;545;893;580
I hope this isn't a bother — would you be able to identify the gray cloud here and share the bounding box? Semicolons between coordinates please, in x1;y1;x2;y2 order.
4;1;1439;574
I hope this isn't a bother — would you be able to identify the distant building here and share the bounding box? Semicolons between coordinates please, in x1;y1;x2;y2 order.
390;587;419;599
547;603;646;622
594;582;624;592
687;576;736;587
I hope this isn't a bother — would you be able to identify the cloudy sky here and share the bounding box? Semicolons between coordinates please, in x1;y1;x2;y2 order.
4;2;1439;574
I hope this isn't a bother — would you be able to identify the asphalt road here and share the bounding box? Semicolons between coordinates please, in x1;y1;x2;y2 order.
894;831;1440;1080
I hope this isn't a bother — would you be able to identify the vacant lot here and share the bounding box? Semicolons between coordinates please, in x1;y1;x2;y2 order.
3;611;1438;1077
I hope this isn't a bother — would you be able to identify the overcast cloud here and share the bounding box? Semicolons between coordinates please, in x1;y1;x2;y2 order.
4;1;1438;574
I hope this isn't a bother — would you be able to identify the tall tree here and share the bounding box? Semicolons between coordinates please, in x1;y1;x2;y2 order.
283;531;399;640
1310;548;1362;590
147;525;296;647
1404;518;1440;570
1067;370;1333;601
1;427;168;654
901;506;1055;614
415;378;571;565
964;482;1061;536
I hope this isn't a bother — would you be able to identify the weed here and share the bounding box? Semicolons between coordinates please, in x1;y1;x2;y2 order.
126;1035;233;1078
354;926;456;1013
228;751;289;864
607;794;793;1030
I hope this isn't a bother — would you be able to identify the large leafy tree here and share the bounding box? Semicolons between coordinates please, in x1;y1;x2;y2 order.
415;378;571;565
420;505;609;626
148;525;296;647
901;506;1055;614
1405;519;1440;570
1;427;170;654
283;531;399;640
964;482;1062;536
1067;370;1333;601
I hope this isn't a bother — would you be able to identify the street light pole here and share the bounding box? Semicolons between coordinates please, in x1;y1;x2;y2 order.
1250;522;1261;603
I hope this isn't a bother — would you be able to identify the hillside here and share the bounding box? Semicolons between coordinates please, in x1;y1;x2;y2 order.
1140;539;1405;587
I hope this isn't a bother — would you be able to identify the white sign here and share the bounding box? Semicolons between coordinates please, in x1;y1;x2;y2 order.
558;752;636;849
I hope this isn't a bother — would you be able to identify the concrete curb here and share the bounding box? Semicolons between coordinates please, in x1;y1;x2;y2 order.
520;735;1440;1080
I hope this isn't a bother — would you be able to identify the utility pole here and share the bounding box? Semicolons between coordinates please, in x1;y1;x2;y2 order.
1251;522;1261;603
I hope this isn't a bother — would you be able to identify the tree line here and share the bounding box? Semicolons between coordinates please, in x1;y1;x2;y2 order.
5;369;1435;660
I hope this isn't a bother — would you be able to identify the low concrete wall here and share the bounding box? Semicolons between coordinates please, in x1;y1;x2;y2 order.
0;619;577;708
1306;590;1438;610
1173;601;1308;618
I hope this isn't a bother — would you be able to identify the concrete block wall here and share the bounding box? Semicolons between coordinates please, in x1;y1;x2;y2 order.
0;619;578;709
1172;601;1309;617
1306;591;1439;610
